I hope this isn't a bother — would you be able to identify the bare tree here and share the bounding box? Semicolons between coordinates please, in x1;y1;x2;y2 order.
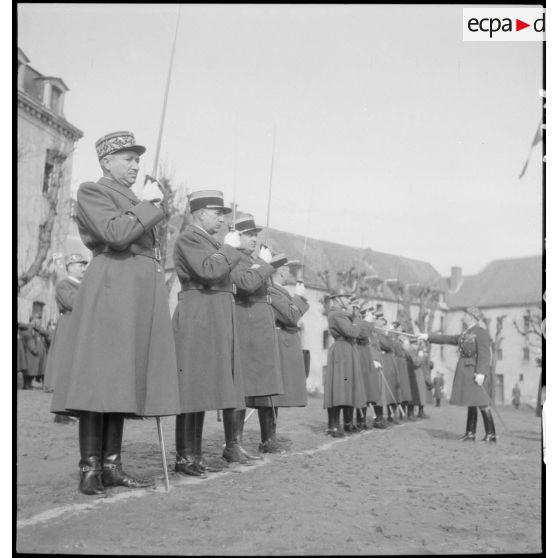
483;313;506;402
513;308;543;347
18;148;71;290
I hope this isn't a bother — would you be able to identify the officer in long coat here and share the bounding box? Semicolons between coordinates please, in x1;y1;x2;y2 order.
374;313;401;424
402;339;428;419
367;318;389;429
230;216;285;456
172;190;246;475
51;131;181;495
44;253;88;394
323;292;366;437
20;315;49;389
420;306;495;443
248;256;309;451
390;322;413;420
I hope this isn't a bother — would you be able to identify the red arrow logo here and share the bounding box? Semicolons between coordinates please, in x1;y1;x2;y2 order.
516;19;530;31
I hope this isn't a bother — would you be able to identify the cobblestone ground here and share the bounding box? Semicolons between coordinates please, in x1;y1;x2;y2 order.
16;388;543;555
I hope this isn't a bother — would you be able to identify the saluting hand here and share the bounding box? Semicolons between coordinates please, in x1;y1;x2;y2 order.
417;333;428;341
258;246;273;263
223;230;241;248
143;178;164;204
295;281;305;297
363;310;374;323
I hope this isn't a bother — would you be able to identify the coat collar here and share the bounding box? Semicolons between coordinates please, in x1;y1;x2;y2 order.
271;282;289;296
98;177;140;204
187;224;221;249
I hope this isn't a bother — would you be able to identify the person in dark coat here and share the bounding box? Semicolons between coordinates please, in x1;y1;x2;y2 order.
247;256;309;449
20;315;49;389
231;216;285;455
432;371;445;407
51;131;181;495
172;190;246;476
323;292;366;437
374;313;401;425
44;253;88;395
17;324;29;389
390;322;414;420
511;384;521;409
403;338;429;419
420;306;495;443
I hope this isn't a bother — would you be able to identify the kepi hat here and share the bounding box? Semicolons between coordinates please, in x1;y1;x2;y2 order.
95;131;146;159
188;190;232;214
65;253;89;269
233;216;262;234
465;306;482;321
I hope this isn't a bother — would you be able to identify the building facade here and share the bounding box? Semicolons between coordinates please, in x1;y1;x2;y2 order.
17;48;83;323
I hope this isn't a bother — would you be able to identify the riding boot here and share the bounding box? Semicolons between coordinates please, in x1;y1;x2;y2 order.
102;413;155;487
192;411;222;473
480;409;497;443
417;405;428;419
175;412;206;477
407;404;417;421
222;408;247;463
333;406;345;437
459;406;476;441
372;405;388;429
387;404;400;424
343;406;357;433
258;407;283;453
78;411;106;496
236;409;262;460
356;407;368;430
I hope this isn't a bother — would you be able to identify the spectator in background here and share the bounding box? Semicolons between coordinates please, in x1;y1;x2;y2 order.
512;384;521;409
432;371;445;407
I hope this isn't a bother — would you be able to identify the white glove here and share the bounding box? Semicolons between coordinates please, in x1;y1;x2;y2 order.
295;282;305;297
143;178;164;203
223;230;241;248
258;246;273;263
373;360;382;369
364;311;374;323
418;350;424;358
417;333;429;341
474;373;485;386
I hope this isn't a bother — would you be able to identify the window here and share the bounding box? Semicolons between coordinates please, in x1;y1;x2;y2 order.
31;301;45;320
322;330;330;349
50;87;62;113
43;161;54;193
497;348;503;360
439;315;445;331
523;347;530;362
519;374;524;382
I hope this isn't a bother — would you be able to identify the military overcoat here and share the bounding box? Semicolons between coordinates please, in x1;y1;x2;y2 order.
357;322;383;404
51;177;181;417
249;283;309;407
404;344;428;405
376;332;399;404
323;309;366;409
429;325;492;407
20;324;48;378
172;224;245;412
43;277;80;392
232;251;284;401
432;375;444;399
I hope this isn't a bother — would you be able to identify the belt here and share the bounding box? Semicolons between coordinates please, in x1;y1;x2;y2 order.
93;245;161;262
332;337;356;345
276;324;300;333
178;284;235;298
235;295;271;304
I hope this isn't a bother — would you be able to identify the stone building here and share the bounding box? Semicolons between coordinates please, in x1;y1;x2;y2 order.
17;48;83;323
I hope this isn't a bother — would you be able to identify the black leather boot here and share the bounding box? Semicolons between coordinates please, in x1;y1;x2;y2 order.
236;409;262;460
222;408;248;464
417;405;428;419
459;407;477;441
326;407;344;437
407;404;417;421
343;406;357;433
387;404;400;425
372;405;389;429
193;411;222;473
78;411;106;496
331;406;345;437
258;407;284;453
480;408;497;443
175;412;206;477
356;407;368;430
102;413;155;487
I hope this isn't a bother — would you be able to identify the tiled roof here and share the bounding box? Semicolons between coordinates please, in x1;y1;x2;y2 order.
446;255;542;308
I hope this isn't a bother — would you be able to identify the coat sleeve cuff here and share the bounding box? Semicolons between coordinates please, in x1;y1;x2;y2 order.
128;201;164;231
219;244;242;268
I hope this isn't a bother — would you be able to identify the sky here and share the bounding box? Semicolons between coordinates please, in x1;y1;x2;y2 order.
17;3;544;276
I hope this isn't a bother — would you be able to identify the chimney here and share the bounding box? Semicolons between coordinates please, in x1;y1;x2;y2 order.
449;266;462;292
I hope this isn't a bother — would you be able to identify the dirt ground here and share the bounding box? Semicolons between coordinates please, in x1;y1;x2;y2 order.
16;387;543;555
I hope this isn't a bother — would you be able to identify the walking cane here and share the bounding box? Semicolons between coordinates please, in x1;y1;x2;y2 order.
244;408;257;423
479;383;509;434
148;5;181;492
377;367;406;418
156;417;170;492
